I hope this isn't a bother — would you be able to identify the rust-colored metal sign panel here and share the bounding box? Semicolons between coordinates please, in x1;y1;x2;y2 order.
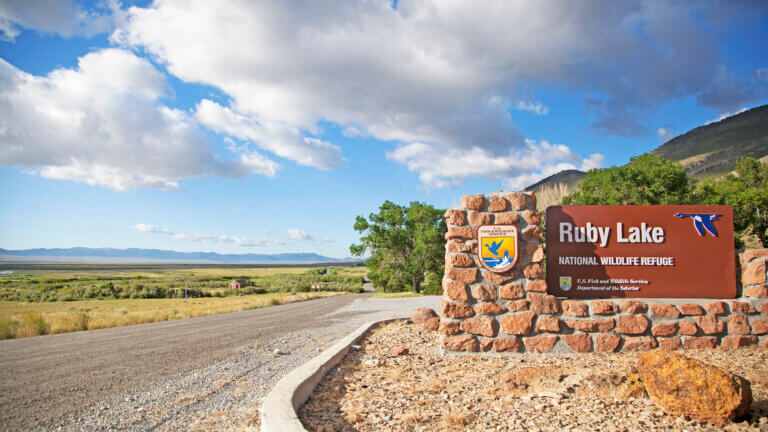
545;205;736;298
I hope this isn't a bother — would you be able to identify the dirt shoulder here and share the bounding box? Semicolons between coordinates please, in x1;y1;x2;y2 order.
299;321;768;431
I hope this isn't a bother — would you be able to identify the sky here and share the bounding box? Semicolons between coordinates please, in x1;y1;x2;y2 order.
0;0;767;258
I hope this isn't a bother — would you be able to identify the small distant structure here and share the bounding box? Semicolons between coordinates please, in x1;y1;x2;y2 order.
228;280;241;290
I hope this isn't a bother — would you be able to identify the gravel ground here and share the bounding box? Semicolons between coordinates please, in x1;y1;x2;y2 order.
26;295;440;431
299;321;768;432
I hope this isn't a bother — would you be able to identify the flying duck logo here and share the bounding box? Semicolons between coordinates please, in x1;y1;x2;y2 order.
478;225;518;273
674;213;721;237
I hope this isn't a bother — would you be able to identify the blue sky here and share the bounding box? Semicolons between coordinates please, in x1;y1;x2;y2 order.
1;0;767;258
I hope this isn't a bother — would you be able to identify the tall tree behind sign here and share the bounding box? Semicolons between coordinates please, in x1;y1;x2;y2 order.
350;201;446;293
562;154;695;206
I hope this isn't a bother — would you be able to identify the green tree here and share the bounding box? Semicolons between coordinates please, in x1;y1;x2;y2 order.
350;201;446;293
695;157;768;247
562;154;695;205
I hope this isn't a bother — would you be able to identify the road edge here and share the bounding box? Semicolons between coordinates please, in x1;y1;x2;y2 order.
260;317;402;432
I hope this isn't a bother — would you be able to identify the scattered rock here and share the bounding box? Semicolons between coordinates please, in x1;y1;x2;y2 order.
350;345;361;351
272;349;289;356
364;359;380;367
392;347;409;356
637;349;752;425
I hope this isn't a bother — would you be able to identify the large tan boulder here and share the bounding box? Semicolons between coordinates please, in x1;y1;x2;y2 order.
411;307;438;324
637;349;752;425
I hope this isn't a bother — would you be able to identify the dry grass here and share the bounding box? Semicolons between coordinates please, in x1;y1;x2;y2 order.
678;152;713;168
0;291;342;340
16;312;49;338
535;182;571;212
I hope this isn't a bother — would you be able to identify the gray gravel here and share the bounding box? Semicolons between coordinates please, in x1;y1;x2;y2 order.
0;294;440;431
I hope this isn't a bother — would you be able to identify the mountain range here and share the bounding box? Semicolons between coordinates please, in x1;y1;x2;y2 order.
526;103;768;193
0;247;357;264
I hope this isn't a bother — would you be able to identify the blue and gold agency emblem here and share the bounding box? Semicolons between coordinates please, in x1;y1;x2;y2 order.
477;225;519;273
559;276;572;291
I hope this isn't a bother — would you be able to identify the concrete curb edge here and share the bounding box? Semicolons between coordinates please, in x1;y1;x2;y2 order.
260;318;402;432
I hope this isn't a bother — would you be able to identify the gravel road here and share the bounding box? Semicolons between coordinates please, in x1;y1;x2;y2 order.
0;293;440;431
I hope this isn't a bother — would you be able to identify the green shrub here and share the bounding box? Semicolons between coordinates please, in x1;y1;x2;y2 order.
422;272;442;295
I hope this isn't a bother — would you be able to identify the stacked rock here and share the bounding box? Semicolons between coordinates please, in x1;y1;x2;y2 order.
741;249;768;298
440;191;768;354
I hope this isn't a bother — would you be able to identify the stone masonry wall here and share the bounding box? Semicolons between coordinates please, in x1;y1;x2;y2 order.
742;250;768;299
440;191;768;354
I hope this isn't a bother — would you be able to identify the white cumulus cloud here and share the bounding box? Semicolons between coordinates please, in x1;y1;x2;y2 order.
286;229;313;241
0;49;280;191
131;224;283;247
714;107;749;123
0;0;119;41
110;0;767;188
284;229;334;243
656;127;675;143
387;139;603;190
515;101;549;116
195;99;344;171
131;223;170;234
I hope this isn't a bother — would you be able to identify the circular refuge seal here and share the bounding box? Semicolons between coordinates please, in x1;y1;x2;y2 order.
477;224;519;273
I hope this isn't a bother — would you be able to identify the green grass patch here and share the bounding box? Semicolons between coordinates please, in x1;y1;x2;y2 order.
0;265;365;302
